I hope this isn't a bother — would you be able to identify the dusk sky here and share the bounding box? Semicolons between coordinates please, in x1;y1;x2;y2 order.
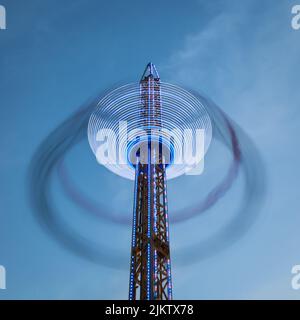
0;0;300;299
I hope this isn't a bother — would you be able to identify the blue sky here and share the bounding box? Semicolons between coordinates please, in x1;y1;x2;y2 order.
0;0;300;299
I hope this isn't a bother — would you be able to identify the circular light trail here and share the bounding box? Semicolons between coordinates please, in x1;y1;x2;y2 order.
28;87;265;269
88;83;212;180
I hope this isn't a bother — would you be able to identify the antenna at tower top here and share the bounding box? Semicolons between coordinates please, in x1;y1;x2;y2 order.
141;62;160;80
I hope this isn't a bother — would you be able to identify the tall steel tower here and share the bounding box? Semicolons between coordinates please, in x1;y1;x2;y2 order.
129;63;173;300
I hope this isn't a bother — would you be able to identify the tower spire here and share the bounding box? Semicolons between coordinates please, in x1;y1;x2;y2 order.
141;62;160;80
129;64;172;300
